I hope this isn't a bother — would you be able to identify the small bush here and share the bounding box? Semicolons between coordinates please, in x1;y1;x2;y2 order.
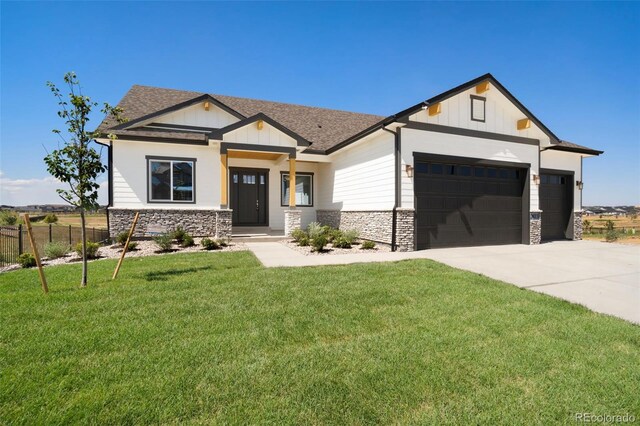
0;210;18;225
43;241;69;259
307;222;329;252
172;226;187;243
605;229;619;242
115;231;130;245
43;213;58;224
153;234;173;252
216;238;229;248
298;236;310;246
201;238;220;250
125;241;138;251
181;234;195;248
327;228;342;243
333;229;359;248
291;228;308;243
18;253;36;268
75;241;100;259
361;240;376;250
605;220;615;231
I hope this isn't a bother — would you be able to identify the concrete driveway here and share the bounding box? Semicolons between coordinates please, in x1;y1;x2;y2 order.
419;240;640;324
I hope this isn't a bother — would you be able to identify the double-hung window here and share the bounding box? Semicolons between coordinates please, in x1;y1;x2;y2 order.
147;157;196;203
281;173;313;206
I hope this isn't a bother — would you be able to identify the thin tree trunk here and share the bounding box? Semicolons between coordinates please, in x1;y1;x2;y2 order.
80;208;88;287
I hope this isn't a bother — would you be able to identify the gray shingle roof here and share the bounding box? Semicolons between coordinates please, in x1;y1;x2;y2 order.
99;85;384;152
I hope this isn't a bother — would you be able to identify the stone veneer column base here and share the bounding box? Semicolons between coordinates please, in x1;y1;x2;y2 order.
108;208;232;239
530;212;542;245
284;209;301;236
573;211;583;240
395;208;415;252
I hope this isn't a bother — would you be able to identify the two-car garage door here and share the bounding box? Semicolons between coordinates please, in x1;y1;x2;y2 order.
415;155;527;250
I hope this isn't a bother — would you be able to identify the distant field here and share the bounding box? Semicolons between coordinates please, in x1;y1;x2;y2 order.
27;212;108;229
583;215;640;244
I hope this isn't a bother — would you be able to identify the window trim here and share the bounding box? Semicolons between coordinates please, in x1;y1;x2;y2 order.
280;172;314;207
470;95;486;123
146;155;197;204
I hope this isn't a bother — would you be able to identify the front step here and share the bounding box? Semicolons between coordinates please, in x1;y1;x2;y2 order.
232;235;288;243
232;226;287;243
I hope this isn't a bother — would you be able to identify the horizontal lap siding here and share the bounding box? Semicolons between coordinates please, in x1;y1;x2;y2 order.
112;140;220;209
319;132;395;210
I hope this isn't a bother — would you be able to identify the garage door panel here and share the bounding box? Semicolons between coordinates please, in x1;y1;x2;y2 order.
415;159;526;249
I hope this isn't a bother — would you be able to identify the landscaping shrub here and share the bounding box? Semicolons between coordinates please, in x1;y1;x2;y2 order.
43;241;69;259
0;210;18;225
126;242;138;251
181;234;195;248
606;220;615;231
172;226;187;243
291;228;308;243
154;234;174;252
327;228;342;243
605;229;619;242
201;238;220;250
43;213;58;224
298;235;310;246
75;241;100;259
361;240;376;250
216;238;229;247
333;229;359;249
18;253;36;268
307;222;329;252
115;231;130;246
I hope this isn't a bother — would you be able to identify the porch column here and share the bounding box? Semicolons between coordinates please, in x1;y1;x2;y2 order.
220;153;228;208
288;157;296;207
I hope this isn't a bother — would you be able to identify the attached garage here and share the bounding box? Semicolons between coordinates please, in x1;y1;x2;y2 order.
414;154;529;249
539;169;573;240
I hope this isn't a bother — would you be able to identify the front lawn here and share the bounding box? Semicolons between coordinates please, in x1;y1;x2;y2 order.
1;252;638;424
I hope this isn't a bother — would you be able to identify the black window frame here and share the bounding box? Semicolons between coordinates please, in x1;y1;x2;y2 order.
470;95;486;123
280;172;314;207
146;155;197;204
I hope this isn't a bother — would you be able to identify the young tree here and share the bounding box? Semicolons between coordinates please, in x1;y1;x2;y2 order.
44;72;126;287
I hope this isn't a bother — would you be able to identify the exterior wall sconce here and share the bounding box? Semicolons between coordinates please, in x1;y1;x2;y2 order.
576;181;584;190
533;174;540;185
406;164;414;178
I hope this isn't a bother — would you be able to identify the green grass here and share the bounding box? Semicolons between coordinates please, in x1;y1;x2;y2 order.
1;252;638;424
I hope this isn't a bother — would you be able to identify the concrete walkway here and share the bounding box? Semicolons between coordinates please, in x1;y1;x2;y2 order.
246;240;640;324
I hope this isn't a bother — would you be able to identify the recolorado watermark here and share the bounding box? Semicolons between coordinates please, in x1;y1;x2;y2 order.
575;413;636;423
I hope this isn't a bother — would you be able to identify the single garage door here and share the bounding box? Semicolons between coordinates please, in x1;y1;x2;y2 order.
415;157;527;249
540;172;572;240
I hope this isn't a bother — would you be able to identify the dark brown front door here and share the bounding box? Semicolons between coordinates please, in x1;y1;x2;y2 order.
230;168;268;226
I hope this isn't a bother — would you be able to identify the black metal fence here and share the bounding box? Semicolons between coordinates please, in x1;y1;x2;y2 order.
0;224;110;267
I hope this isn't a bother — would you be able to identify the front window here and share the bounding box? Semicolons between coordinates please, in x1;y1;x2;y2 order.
281;173;313;206
148;158;195;202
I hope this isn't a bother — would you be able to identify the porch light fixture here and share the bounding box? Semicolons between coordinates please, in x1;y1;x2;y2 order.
405;164;414;178
533;174;540;185
576;180;584;190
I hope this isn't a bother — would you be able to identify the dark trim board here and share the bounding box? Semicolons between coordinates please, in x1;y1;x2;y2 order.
279;171;315;207
220;142;297;158
145;123;219;133
403;121;540;146
110;134;209;146
543;145;604;156
470;95;486;123
145;156;197;205
413;152;531;247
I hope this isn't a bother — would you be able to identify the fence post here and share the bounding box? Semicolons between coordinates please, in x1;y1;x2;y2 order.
49;224;52;243
68;225;72;247
92;227;96;242
18;224;23;255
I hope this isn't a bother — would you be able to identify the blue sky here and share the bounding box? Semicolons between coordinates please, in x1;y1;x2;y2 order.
1;1;638;206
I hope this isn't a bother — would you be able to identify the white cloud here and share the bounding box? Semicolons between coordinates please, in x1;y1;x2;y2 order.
0;170;108;206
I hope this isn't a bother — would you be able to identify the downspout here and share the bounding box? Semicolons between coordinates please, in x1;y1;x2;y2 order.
382;126;400;252
106;140;113;235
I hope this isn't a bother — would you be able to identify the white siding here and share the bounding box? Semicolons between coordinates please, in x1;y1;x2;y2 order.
227;157;319;230
540;150;583;211
409;86;553;147
222;121;297;148
112;140;221;209
318;131;395;210
154;103;239;128
400;128;540;211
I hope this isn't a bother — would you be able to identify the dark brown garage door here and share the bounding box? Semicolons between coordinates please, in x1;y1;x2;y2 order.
415;158;527;249
540;172;572;240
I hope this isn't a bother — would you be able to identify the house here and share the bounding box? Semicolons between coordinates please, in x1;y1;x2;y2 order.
97;73;603;251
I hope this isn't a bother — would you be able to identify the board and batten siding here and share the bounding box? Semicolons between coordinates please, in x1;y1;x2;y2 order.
222;121;297;148
540;150;583;211
227;157;319;230
154;103;239;129
408;86;553;147
317;131;395;211
111;140;221;209
400;128;540;211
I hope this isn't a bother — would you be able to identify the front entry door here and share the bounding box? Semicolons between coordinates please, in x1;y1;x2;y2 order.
230;169;268;226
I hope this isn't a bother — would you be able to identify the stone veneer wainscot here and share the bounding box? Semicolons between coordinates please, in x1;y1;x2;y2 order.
108;209;232;238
